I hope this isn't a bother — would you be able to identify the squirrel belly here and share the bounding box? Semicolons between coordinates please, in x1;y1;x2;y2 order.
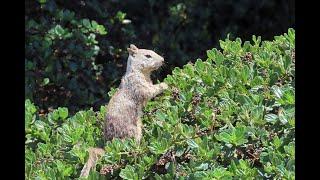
104;76;150;143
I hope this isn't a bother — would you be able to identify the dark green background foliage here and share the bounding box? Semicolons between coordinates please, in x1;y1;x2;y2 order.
25;0;294;113
25;30;295;179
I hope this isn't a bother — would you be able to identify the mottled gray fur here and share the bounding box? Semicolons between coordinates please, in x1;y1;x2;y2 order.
80;44;168;178
104;44;168;142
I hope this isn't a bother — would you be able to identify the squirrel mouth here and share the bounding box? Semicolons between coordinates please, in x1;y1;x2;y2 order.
149;63;162;72
156;62;163;69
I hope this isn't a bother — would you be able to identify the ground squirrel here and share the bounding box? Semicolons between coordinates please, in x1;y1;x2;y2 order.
80;44;168;178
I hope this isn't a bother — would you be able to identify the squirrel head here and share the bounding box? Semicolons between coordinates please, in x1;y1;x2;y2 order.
126;44;164;74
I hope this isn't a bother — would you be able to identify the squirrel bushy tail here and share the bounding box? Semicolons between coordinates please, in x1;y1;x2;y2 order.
80;147;105;178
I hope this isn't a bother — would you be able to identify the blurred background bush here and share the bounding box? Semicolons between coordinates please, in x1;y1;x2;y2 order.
25;0;295;114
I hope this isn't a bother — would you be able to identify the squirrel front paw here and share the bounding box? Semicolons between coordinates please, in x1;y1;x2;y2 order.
160;82;169;90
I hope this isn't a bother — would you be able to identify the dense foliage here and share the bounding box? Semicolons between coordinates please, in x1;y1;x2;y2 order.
25;0;295;113
25;0;132;113
25;29;295;179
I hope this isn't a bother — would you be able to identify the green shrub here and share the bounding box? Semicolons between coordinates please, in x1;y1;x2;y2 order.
25;29;295;179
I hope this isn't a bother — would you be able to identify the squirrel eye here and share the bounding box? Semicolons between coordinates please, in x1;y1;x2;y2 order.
145;54;152;58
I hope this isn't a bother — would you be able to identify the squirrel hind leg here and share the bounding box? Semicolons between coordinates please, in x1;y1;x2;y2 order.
79;147;105;178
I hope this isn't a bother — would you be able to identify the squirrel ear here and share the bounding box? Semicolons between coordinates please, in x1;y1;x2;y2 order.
127;44;138;56
130;44;138;50
127;47;137;56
